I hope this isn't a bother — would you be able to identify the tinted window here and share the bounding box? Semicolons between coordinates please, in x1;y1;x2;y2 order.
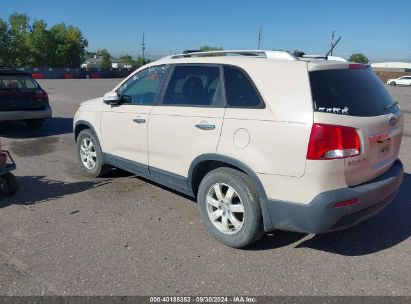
117;65;169;105
224;66;263;107
310;68;399;117
0;75;38;90
163;65;223;106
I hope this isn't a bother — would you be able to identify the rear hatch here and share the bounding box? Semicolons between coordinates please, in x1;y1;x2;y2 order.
0;74;48;111
309;64;403;186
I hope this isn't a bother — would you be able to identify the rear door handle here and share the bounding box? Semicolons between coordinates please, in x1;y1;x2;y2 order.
133;117;146;124
195;121;215;130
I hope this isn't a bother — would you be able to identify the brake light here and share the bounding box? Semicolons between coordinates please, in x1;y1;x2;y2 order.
35;90;48;100
349;63;369;69
307;124;361;160
334;199;359;208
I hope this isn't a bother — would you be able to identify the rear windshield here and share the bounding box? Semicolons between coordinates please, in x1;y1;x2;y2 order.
310;68;399;117
0;75;39;90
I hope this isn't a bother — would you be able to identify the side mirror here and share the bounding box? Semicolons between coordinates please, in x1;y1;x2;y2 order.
103;91;120;104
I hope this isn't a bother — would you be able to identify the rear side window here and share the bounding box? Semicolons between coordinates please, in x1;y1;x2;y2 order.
0;75;38;90
163;65;223;106
223;66;263;108
310;68;398;117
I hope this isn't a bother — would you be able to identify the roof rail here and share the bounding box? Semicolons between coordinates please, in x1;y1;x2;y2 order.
298;54;347;62
170;50;298;61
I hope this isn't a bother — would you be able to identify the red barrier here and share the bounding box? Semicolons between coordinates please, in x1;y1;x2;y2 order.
91;72;101;79
32;73;44;79
64;73;75;79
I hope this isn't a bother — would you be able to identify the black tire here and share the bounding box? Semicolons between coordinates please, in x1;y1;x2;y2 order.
77;129;107;177
26;118;45;129
0;173;19;196
390;81;396;86
197;167;264;248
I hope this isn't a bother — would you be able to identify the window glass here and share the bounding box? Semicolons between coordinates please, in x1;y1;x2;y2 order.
310;68;399;117
223;66;263;107
117;65;169;105
163;65;223;106
0;75;38;90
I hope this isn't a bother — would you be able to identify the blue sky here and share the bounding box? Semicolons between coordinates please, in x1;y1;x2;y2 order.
1;0;410;62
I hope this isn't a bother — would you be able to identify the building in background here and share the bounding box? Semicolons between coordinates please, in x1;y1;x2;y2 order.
371;62;411;72
371;62;411;83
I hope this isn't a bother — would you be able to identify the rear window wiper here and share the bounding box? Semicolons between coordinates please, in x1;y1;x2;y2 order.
385;101;399;110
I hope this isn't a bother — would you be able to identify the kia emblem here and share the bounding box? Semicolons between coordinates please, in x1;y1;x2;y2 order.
389;116;397;127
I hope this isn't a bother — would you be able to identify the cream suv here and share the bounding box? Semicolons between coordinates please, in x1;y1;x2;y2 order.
74;50;404;248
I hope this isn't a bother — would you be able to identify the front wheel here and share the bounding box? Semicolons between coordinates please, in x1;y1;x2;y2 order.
77;129;107;177
0;173;19;196
197;167;264;248
390;81;396;86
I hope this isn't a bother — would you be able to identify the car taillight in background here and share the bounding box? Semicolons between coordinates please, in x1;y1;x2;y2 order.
34;89;48;101
306;123;361;160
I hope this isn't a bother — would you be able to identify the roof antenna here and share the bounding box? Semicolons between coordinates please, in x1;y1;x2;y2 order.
325;36;341;58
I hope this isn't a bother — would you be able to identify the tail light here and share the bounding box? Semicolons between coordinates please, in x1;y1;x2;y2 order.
34;90;48;100
307;123;361;160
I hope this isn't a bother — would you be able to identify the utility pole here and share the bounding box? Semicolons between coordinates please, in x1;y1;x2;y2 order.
257;27;262;50
330;31;335;56
141;33;146;62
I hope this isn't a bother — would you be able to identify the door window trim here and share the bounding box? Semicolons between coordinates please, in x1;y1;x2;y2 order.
222;64;266;109
157;63;227;108
115;64;171;106
135;63;267;109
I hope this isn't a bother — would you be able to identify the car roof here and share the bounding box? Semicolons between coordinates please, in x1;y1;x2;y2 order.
0;68;30;76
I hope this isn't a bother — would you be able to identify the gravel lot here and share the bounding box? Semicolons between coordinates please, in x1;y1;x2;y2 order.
0;79;410;296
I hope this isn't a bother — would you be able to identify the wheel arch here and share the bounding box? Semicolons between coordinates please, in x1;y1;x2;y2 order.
188;154;273;231
74;120;98;142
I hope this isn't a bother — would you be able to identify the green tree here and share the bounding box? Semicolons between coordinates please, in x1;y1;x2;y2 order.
49;23;88;67
28;20;52;67
135;56;151;66
0;18;11;66
349;53;369;64
8;13;31;67
120;54;133;66
98;49;112;69
1;13;88;67
199;45;223;51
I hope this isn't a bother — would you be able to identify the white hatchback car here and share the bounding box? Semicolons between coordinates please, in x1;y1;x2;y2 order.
74;50;404;248
387;76;411;86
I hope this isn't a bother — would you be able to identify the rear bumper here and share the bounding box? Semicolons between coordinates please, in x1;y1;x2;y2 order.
263;159;404;233
0;106;52;121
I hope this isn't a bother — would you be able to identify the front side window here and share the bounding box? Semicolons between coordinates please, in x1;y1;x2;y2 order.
117;65;169;105
162;65;223;106
223;66;263;108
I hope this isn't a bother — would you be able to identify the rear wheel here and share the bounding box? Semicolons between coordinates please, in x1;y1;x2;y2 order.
197;167;264;248
26;118;45;129
0;173;19;196
390;81;396;86
77;129;107;177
